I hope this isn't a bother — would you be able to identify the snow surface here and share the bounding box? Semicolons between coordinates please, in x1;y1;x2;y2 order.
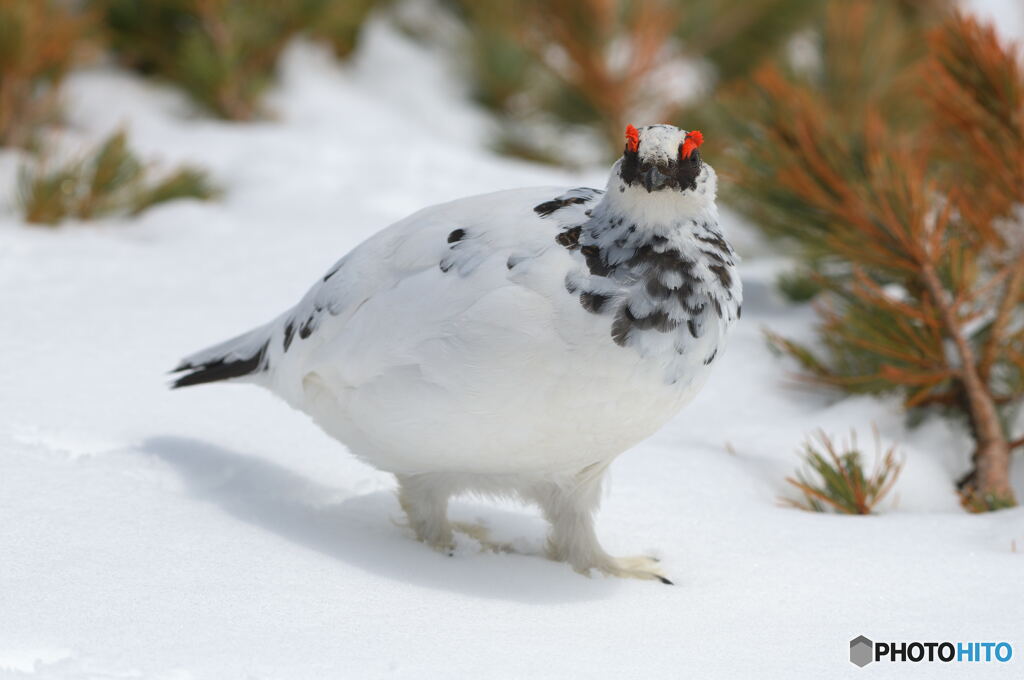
1;16;1022;680
964;0;1024;43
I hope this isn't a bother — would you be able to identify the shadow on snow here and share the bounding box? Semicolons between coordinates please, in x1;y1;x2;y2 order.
142;435;619;603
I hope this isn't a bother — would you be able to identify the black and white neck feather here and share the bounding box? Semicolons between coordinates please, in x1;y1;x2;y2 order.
544;125;741;383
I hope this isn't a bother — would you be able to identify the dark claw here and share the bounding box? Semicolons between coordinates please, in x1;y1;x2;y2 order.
657;575;674;585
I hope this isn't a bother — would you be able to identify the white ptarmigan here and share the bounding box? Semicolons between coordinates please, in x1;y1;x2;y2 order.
172;124;741;583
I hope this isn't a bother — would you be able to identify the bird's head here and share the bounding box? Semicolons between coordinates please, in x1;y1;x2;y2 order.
613;124;713;199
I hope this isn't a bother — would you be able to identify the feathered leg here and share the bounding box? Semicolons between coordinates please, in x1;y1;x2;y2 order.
535;463;671;584
396;473;455;553
396;473;512;554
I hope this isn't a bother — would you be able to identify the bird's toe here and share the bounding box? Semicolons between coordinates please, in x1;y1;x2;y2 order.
586;555;672;584
452;521;515;554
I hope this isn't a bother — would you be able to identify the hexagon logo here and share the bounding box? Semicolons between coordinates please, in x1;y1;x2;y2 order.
850;636;874;667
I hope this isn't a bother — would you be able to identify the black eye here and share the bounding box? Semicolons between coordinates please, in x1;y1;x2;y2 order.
678;145;701;164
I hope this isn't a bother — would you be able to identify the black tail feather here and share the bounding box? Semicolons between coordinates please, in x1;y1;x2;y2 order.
170;341;269;388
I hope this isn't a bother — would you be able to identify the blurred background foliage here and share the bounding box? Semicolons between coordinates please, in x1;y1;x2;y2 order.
96;0;377;120
0;0;95;148
18;129;216;224
0;0;1021;508
447;0;828;162
0;0;959;150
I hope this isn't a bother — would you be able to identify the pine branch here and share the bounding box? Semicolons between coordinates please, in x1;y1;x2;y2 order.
919;260;1015;502
727;8;1021;510
979;261;1024;382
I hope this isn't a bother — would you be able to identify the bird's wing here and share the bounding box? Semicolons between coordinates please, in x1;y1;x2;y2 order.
259;185;603;401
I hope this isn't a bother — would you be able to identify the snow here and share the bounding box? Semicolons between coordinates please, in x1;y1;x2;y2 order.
963;0;1024;43
1;16;1022;680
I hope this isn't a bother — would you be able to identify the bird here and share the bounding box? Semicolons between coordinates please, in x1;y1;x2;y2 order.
171;124;741;583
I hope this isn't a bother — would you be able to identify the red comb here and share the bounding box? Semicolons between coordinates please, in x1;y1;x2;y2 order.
625;124;639;153
681;130;704;159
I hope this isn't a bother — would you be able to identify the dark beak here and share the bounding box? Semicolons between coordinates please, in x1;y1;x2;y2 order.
641;165;674;192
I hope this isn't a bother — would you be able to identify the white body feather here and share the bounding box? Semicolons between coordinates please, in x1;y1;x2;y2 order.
182;185;733;476
176;124;741;580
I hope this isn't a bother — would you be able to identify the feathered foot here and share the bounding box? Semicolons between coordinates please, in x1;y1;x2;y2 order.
397;475;515;555
537;464;673;585
451;521;516;554
582;555;671;584
397;474;455;554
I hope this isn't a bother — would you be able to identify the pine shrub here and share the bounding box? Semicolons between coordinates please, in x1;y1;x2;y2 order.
721;8;1023;510
19;129;217;225
783;429;903;515
94;0;378;120
451;0;825;161
0;0;94;148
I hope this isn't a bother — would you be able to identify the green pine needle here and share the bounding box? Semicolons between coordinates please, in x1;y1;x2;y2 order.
782;428;903;515
19;130;217;226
